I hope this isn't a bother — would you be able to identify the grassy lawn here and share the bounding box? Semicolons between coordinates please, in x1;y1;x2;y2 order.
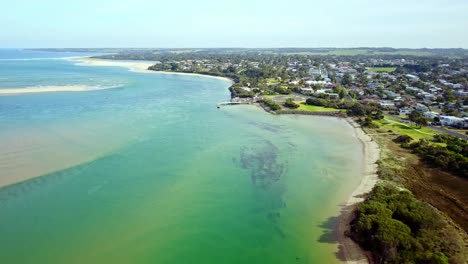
375;117;438;141
266;78;280;84
297;103;338;112
368;67;397;73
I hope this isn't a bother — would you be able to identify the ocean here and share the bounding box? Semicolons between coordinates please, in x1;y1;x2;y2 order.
0;49;364;263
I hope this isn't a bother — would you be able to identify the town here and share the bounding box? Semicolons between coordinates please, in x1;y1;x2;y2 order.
102;48;468;133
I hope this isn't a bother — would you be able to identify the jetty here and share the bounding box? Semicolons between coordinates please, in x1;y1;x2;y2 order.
217;98;258;108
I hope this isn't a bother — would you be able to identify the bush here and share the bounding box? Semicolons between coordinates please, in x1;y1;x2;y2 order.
359;117;379;128
407;139;468;178
260;98;281;111
283;98;299;109
350;185;462;264
305;97;328;107
393;135;413;144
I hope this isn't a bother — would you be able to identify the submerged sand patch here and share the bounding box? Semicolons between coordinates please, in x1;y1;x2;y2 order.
0;85;122;95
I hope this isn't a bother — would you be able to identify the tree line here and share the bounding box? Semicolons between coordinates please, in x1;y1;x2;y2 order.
350;184;464;264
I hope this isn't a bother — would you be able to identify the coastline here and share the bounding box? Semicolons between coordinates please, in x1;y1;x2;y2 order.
1;55;380;263
70;58;382;263
336;118;380;264
71;57;235;84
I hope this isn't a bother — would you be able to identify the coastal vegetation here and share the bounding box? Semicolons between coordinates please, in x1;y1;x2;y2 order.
401;135;468;179
353;116;468;264
283;98;300;109
304;98;384;120
259;98;281;111
350;184;465;264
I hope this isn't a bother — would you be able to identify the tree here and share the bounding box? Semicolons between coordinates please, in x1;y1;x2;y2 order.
283;98;299;109
415;117;428;128
443;90;455;102
170;63;179;71
337;87;345;99
341;73;352;87
350;185;462;264
408;111;427;128
408;110;422;123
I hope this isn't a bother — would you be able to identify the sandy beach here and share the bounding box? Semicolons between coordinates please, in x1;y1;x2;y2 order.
72;57;155;73
72;57;234;84
336;118;380;264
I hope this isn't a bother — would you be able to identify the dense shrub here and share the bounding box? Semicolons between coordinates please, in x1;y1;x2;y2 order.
433;134;468;157
407;139;468;179
283;98;299;109
229;85;255;98
260;98;281;111
351;185;463;264
393;135;413;144
274;86;292;94
358;117;379;128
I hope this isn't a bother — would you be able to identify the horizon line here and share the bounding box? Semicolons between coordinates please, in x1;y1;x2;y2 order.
3;47;467;50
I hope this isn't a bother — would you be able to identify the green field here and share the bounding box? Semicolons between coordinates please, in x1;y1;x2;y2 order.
368;67;397;73
285;49;435;57
375;117;438;141
298;103;338;112
266;78;280;84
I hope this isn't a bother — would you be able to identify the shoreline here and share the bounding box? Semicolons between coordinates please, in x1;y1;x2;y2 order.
72;58;381;263
336;118;380;264
71;57;235;84
250;104;380;263
1;56;380;263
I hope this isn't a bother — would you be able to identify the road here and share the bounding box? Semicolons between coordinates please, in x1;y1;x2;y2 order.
428;126;468;140
387;114;468;140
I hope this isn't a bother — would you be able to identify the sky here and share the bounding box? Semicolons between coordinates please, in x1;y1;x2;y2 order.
1;0;467;48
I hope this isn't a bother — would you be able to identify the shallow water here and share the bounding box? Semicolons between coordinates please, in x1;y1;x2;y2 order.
0;49;364;263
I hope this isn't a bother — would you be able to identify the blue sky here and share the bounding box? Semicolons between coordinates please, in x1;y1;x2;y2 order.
2;0;467;48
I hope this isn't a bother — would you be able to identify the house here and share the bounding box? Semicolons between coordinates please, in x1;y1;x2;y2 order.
439;116;466;128
316;88;333;94
379;101;397;110
415;103;429;113
454;90;468;97
305;80;334;87
383;90;398;99
405;74;420;82
367;82;382;89
300;88;314;94
399;107;413;116
423;111;439;120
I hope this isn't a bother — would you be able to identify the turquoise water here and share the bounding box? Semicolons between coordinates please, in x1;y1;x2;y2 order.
0;50;364;263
